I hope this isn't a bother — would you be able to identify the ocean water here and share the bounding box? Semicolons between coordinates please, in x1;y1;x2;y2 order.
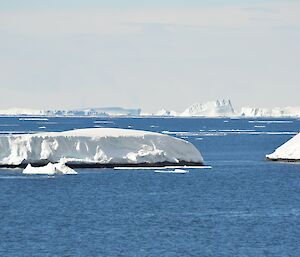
0;117;300;257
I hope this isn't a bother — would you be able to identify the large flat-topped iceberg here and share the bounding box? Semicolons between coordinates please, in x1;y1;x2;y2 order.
266;133;300;162
0;128;203;167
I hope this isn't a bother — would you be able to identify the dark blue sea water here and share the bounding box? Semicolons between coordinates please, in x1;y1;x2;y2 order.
0;117;300;257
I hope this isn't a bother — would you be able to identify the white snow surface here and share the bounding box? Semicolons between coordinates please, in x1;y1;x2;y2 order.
23;162;77;175
266;133;300;161
180;100;235;117
241;107;300;117
0;128;203;166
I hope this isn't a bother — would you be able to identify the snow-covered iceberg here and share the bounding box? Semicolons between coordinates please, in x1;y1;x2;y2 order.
180;100;235;117
0;128;203;167
154;109;178;117
23;162;77;175
266;133;300;162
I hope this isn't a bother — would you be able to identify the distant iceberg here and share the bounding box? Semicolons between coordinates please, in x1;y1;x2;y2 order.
180;99;235;117
0;107;141;117
0;128;203;168
148;99;236;117
266;133;300;162
151;101;300;118
154;109;178;117
66;107;141;117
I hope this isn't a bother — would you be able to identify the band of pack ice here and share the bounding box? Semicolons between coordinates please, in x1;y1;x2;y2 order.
266;133;300;162
0;128;203;167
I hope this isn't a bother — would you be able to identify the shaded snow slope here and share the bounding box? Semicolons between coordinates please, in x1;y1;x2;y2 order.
266;133;300;161
0;128;203;167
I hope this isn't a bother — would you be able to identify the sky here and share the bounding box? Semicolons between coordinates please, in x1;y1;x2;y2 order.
0;0;299;112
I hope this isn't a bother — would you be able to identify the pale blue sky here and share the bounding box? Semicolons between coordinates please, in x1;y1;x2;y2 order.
0;0;299;112
0;0;290;10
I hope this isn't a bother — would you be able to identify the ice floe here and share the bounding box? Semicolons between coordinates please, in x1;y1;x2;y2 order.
23;162;77;175
154;169;189;174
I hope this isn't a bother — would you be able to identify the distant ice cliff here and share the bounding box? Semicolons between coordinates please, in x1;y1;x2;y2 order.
1;100;300;118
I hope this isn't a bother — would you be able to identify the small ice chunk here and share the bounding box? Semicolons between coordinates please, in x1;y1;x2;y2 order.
23;163;56;175
23;161;77;175
54;162;78;175
154;169;189;174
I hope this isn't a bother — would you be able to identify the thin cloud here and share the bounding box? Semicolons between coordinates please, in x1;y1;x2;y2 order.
1;3;300;37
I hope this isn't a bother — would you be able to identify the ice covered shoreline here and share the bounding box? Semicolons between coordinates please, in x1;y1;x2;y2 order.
0;128;204;168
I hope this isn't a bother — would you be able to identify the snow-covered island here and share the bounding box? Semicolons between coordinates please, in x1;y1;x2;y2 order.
0;128;204;168
266;133;300;162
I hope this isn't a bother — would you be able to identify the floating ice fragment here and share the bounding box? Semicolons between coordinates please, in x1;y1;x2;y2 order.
154;169;189;174
23;161;77;175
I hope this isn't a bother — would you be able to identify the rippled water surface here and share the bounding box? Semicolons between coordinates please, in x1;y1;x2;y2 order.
0;117;300;256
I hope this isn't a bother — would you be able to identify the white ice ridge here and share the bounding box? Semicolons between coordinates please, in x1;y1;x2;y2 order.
266;133;300;161
0;128;203;167
23;162;77;175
